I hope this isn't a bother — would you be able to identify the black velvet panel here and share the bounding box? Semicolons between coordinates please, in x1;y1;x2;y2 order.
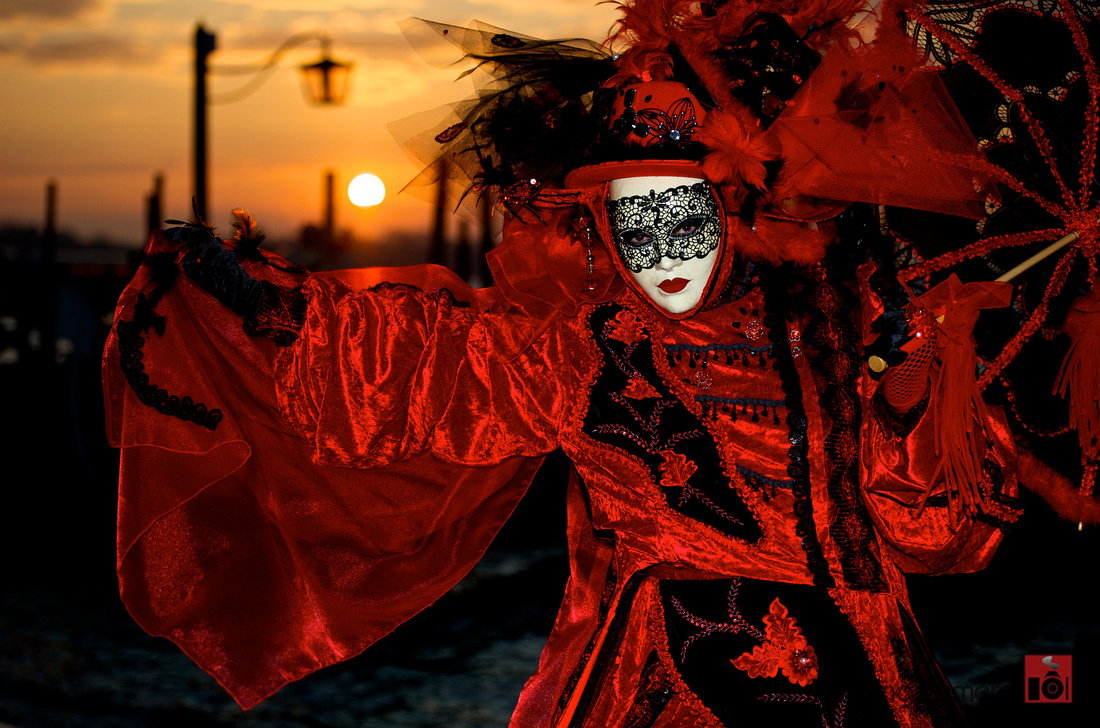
661;578;898;728
583;303;762;542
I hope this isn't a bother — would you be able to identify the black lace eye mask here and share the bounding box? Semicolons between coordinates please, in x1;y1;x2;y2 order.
605;182;721;273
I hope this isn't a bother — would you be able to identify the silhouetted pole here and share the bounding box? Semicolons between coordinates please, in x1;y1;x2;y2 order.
146;173;164;238
43;180;57;262
194;25;217;221
324;170;335;250
39;180;59;365
478;193;493;286
429;158;447;266
456;219;471;282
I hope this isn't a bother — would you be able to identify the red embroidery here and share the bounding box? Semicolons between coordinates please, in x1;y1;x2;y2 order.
624;376;660;399
731;598;819;687
433;122;468;144
659;450;697;489
605;309;647;345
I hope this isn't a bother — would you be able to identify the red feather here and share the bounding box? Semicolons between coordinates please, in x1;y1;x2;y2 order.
604;47;674;86
727;215;832;265
696;109;779;190
607;0;696;50
783;0;869;38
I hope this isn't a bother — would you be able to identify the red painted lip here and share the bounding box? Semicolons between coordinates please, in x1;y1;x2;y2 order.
658;278;689;293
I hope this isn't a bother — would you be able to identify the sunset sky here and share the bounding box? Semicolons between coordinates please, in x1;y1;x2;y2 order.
0;0;621;247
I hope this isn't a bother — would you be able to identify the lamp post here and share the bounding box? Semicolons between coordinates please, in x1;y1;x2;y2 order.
192;25;352;222
193;25;216;221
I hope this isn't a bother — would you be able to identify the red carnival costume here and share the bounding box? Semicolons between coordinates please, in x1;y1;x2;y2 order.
104;2;1043;727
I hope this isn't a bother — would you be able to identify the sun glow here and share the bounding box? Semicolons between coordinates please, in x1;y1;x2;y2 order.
348;173;386;207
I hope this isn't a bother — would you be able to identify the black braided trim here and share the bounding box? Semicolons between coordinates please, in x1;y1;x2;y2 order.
800;264;886;592
117;293;222;431
760;266;834;588
890;635;929;718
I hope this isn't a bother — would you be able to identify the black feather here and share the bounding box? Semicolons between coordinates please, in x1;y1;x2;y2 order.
230;209;266;261
146;252;179;304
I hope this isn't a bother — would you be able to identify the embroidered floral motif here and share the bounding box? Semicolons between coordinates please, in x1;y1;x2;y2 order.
788;328;803;358
744;317;765;341
611;88;699;146
731;598;819;686
606;309;648;345
659;450;698;489
624;376;660;399
691;370;712;389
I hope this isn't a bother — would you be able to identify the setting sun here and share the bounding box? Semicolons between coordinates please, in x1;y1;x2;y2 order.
348;173;386;208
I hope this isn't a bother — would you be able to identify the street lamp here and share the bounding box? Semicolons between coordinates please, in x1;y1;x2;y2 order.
299;37;352;106
192;25;352;221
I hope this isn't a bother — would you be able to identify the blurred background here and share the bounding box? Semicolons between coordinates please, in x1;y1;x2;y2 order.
1;1;1098;726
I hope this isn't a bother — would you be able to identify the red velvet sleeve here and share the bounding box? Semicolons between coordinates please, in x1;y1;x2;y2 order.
105;239;566;709
275;274;568;468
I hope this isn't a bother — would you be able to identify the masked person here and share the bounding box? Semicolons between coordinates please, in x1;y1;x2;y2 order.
105;2;1021;726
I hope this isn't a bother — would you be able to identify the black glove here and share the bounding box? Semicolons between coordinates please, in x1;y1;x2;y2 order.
170;224;264;318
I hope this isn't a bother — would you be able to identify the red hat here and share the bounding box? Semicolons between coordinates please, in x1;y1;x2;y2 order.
564;80;709;188
562;10;822;193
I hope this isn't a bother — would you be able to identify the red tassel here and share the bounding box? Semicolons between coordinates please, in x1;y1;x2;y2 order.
1054;287;1100;489
915;275;1013;525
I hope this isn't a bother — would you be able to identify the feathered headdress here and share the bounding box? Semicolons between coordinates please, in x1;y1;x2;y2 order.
395;0;990;263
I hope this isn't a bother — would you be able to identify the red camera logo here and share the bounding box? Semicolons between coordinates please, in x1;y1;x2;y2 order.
1025;655;1072;703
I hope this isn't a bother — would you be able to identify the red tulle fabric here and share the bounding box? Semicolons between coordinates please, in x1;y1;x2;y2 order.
106;234;549;709
769;30;995;219
487;199;624;321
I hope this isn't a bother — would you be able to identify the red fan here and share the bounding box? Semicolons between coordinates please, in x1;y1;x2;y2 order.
885;0;1100;515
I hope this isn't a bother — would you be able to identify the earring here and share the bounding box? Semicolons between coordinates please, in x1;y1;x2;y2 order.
581;219;602;296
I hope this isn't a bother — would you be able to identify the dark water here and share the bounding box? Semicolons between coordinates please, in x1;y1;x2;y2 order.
0;547;566;728
2;286;1098;727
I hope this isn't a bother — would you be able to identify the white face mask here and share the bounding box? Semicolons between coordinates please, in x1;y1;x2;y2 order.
607;176;721;314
